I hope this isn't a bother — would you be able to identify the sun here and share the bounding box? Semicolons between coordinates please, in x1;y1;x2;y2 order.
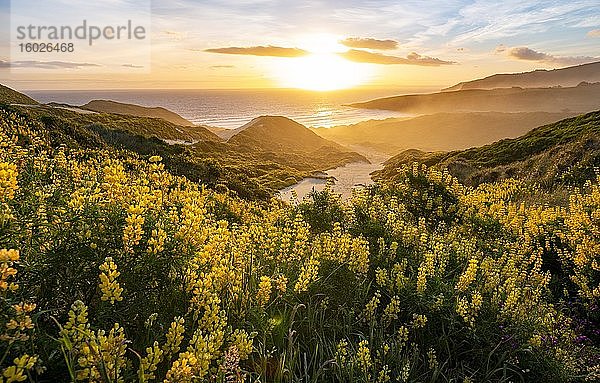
270;34;374;91
272;53;372;91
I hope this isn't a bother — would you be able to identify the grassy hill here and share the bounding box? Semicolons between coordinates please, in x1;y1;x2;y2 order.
227;116;367;165
18;104;221;143
82;99;195;127
351;83;600;114
375;111;600;188
8;104;353;197
4;104;273;199
0;84;38;105
189;116;368;190
6;102;366;196
444;61;600;91
314;111;574;156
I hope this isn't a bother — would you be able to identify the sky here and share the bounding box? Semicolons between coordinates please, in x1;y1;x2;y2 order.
0;0;598;90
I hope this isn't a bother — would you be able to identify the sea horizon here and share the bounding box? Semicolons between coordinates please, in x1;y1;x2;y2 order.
26;87;438;129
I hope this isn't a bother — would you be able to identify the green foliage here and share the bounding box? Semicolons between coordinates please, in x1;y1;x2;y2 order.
297;188;345;234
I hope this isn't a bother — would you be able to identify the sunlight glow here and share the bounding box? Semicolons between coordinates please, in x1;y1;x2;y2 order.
272;53;374;91
296;33;347;54
269;33;375;91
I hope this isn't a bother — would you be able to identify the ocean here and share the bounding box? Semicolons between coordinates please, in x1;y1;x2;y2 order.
26;88;433;129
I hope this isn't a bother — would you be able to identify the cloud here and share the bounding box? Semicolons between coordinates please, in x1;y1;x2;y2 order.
122;64;144;69
205;46;308;57
588;29;600;37
499;46;598;66
508;47;549;61
340;49;455;66
495;44;508;53
5;60;100;69
430;1;599;45
339;37;398;50
162;30;186;40
210;65;235;69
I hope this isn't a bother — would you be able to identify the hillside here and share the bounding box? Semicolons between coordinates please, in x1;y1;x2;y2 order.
444;61;600;91
314;111;574;156
4;104;275;199
0;84;38;105
228;116;367;161
375;111;600;187
351;83;600;114
193;116;369;188
82;99;195;127
19;104;221;144
7;102;367;195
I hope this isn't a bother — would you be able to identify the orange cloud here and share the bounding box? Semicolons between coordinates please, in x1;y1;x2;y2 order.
205;46;308;57
340;49;455;66
499;45;598;66
587;29;600;38
339;37;398;50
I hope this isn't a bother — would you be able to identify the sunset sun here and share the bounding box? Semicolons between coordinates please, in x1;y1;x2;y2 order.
269;34;374;91
272;53;373;91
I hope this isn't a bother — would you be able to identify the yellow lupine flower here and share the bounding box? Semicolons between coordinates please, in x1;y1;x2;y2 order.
456;256;478;292
0;249;20;292
274;275;288;292
147;227;167;254
335;339;349;366
363;291;381;323
139;341;164;381
163;316;185;357
382;295;401;324
2;354;37;383
256;276;272;306
294;255;320;293
427;348;439;370
98;257;124;304
356;340;372;378
0;162;18;200
456;292;483;328
229;329;253;360
378;365;391;383
412;313;428;329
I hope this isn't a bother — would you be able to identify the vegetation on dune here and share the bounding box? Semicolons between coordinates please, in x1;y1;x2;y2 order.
81;100;196;128
18;105;220;144
376;110;600;190
217;116;368;188
4;105;269;200
1;105;600;382
0;85;38;106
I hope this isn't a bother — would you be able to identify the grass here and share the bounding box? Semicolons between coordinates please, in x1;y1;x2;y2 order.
0;85;38;105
